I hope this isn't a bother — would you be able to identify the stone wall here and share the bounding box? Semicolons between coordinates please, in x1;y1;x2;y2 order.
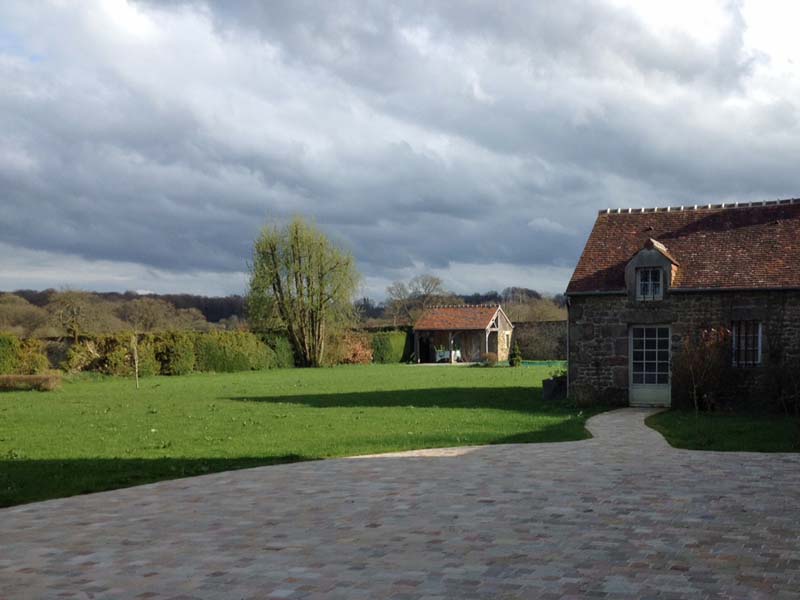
512;321;567;360
568;290;800;405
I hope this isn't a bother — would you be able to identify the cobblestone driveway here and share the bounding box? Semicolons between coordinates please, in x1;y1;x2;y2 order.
2;408;800;599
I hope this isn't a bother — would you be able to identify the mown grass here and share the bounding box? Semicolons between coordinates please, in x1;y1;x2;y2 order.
0;363;591;507
646;410;800;452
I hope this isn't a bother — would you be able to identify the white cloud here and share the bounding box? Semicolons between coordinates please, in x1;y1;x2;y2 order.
0;0;798;297
527;217;574;235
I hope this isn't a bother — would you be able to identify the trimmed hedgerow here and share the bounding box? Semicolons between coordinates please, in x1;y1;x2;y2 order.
0;372;61;391
155;332;196;375
17;339;50;375
0;334;21;374
194;331;275;373
64;334;158;377
260;333;295;369
0;335;49;375
371;331;410;364
100;335;159;377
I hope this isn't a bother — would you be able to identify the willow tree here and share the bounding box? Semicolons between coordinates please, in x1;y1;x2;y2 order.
247;217;359;367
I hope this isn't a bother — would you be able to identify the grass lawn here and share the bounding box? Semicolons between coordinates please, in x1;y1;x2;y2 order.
0;363;591;507
646;410;800;452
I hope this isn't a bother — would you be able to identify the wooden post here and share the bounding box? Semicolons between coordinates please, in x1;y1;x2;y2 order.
131;333;140;390
414;331;420;363
449;332;454;364
485;329;489;354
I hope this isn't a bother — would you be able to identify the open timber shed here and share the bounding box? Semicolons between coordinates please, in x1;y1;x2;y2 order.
413;305;514;363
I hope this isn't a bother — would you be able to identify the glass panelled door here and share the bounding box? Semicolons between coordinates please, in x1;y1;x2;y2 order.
630;326;671;406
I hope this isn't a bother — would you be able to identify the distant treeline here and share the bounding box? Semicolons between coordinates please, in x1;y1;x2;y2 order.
10;289;245;323
7;286;565;328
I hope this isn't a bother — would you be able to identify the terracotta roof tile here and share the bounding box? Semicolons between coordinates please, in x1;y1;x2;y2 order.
414;305;500;331
567;200;800;293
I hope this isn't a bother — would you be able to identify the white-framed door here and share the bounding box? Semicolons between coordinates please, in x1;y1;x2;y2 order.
629;325;671;407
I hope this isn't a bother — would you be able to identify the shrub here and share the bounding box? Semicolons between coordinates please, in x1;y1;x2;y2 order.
63;339;103;373
0;334;21;374
0;335;47;375
0;372;61;391
509;342;523;367
194;331;275;372
101;335;159;377
155;332;196;375
17;339;50;374
672;326;733;412
480;352;498;366
260;333;295;368
328;331;373;365
371;331;410;364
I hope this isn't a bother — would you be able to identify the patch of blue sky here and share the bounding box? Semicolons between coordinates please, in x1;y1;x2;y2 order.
0;26;44;62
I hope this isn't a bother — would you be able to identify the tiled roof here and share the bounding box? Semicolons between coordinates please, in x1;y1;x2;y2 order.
567;199;800;294
414;305;500;331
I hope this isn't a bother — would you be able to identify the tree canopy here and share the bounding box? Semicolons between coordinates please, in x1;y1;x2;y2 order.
247;217;360;367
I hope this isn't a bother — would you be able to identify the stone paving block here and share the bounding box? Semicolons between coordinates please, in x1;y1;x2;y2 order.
1;408;799;598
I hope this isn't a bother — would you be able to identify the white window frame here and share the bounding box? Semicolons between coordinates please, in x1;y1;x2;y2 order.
636;267;663;301
732;321;762;367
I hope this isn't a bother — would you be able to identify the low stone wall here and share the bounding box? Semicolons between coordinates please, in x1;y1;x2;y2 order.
511;320;567;360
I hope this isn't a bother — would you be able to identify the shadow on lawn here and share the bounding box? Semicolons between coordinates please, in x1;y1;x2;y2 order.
1;387;593;508
0;419;586;509
225;386;555;411
0;455;310;508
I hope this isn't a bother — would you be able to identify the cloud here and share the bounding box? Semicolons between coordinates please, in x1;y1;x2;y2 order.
528;218;575;235
0;0;799;298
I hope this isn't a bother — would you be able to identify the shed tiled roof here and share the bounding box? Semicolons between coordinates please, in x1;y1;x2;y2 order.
567;200;800;294
414;305;500;331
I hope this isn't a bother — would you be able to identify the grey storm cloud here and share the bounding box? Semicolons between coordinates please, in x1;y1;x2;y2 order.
0;0;799;296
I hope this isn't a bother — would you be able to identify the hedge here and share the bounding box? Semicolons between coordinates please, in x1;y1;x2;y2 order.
0;334;21;374
0;373;61;391
0;334;50;375
17;339;51;375
156;331;196;375
371;331;410;364
194;331;275;373
260;333;295;368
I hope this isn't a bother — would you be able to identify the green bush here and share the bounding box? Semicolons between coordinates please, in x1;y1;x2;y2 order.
17;339;50;374
260;333;295;368
0;334;21;374
63;339;102;373
371;331;410;364
0;335;49;375
509;342;523;367
100;335;158;377
155;332;196;375
194;331;275;372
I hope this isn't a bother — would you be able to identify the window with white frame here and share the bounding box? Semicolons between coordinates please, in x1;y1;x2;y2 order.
636;268;663;301
732;320;762;366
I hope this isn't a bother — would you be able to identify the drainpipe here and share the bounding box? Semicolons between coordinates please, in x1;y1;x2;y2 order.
565;295;571;396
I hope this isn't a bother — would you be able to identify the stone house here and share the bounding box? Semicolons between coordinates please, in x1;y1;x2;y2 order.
413;305;513;363
566;199;800;407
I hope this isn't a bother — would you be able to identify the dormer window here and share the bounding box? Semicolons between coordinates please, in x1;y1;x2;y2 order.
636;267;662;301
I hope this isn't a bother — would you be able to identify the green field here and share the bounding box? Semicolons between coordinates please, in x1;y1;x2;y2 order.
647;410;800;452
0;363;592;507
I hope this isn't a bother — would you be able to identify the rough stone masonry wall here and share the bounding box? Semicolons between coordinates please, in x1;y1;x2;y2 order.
568;290;800;405
497;328;510;362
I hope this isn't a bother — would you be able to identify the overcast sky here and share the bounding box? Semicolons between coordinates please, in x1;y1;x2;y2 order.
1;1;799;298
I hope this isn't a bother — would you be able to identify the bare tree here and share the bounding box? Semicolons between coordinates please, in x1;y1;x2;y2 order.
47;290;94;342
386;274;450;324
